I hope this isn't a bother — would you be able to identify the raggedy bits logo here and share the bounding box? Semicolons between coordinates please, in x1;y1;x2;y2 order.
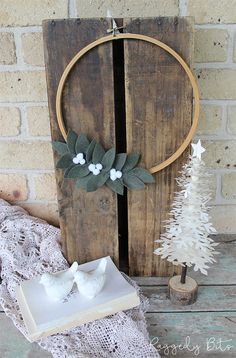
150;336;234;356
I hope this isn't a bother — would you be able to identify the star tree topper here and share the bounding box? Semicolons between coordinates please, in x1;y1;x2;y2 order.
191;139;206;160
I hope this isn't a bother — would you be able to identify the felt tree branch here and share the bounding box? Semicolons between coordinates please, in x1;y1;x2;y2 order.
154;140;219;279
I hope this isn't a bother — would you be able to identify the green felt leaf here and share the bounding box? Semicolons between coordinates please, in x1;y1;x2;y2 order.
75;134;90;154
131;168;155;183
67;129;78;155
52;141;68;155
64;164;75;178
76;175;92;190
64;165;90;178
123;173;145;189
86;139;96;162
101;148;116;170
106;178;124;195
114;153;127;170
56;153;72;169
122;153;140;172
86;173;109;192
92;142;105;164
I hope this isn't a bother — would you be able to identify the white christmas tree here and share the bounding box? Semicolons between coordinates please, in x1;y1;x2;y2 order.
154;140;218;280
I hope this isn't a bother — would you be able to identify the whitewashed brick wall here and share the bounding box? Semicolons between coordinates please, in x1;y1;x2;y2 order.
0;0;235;232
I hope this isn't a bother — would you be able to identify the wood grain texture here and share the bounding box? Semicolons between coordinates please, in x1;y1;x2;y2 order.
143;285;236;312
123;17;194;276
148;312;236;357
43;19;119;265
133;239;236;285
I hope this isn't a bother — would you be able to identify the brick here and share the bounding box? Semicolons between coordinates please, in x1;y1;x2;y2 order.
222;173;236;199
76;0;178;17
210;205;236;233
196;69;236;100
0;141;54;169
196;105;222;135
0;0;68;26
194;29;228;63
227;106;236;134
20;202;59;227
0;32;16;65
0;107;21;136
22;32;44;67
0;174;27;201
27;106;50;136
202;141;236;169
34;173;57;201
188;0;236;24
0;71;47;102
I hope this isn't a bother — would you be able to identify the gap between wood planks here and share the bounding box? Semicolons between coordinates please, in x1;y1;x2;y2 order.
112;19;129;274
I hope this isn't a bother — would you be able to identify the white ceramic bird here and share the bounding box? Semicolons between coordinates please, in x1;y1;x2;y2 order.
40;262;79;302
73;258;107;299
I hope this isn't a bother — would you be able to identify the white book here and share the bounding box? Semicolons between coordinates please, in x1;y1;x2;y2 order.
16;256;140;341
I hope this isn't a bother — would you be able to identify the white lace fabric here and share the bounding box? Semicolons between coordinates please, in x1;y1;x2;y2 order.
0;199;160;358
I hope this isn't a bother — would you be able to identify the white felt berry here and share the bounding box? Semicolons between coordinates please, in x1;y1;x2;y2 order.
116;170;122;179
96;163;103;170
73;157;80;164
89;164;95;172
93;168;100;176
110;168;116;176
76;153;83;160
110;174;116;181
79;158;86;165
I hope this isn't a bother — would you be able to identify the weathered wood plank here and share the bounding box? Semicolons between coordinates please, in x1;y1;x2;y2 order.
133;241;236;285
0;314;51;357
143;285;236;312
147;312;236;357
124;17;194;276
43;19;119;266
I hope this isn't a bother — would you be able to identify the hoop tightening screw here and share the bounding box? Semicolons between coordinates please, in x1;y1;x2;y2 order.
107;25;125;36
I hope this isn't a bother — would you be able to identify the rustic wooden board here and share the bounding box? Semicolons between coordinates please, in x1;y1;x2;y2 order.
134;239;236;285
2;310;235;357
147;312;236;357
124;17;194;276
143;285;236;312
43;19;119;265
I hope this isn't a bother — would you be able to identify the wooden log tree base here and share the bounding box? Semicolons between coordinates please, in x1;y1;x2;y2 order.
168;275;198;306
55;32;200;174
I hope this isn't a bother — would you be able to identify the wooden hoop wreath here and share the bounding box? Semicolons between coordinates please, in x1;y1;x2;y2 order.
56;33;200;174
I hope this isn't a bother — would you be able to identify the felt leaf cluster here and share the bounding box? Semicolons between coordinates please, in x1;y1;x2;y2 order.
52;129;155;195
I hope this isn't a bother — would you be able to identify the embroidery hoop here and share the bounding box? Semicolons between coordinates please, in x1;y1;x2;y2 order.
56;33;200;174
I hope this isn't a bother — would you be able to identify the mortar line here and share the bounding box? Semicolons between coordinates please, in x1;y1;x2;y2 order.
226;27;235;64
215;173;223;203
0;65;45;71
0;26;42;33
19;104;28;137
0;102;48;107
0;136;51;141
195;24;236;30
194;63;236;69
26;173;36;201
0;169;55;174
68;0;77;17
16;199;58;205
178;0;188;16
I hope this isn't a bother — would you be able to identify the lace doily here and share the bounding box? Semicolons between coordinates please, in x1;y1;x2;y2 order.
0;199;160;358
